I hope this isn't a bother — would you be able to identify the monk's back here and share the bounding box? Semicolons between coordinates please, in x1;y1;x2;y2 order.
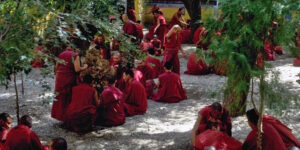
68;84;96;113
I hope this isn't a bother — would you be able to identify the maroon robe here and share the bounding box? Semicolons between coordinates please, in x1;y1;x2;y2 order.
31;46;45;68
127;9;137;22
263;115;300;148
197;106;232;136
5;125;46;150
195;130;242;150
123;21;136;37
136;65;155;98
151;39;162;55
65;84;97;132
264;40;276;61
0;127;9;142
52;49;78;121
193;26;209;50
145;55;163;78
136;24;144;42
168;12;181;29
152;72;187;103
163;32;182;74
122;80;148;116
155;15;168;46
148;15;159;40
140;41;153;53
242;122;286;150
184;53;210;75
180;28;191;44
97;86;125;126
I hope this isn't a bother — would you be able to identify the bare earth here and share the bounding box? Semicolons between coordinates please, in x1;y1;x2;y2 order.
0;44;299;150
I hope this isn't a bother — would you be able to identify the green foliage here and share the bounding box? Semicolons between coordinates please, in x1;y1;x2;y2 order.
201;0;300;116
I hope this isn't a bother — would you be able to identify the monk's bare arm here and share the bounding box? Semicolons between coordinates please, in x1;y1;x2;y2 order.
166;27;175;38
191;114;202;147
94;91;100;107
179;46;187;58
74;56;88;72
154;18;160;33
55;62;59;74
156;80;160;88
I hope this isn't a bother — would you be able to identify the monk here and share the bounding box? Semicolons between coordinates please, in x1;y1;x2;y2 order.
122;69;148;116
111;52;126;92
152;62;187;103
94;35;110;60
65;74;100;132
184;52;210;75
145;48;163;78
52;48;88;121
136;20;144;44
242;109;287;150
153;9;168;46
163;25;187;74
49;137;67;150
140;37;153;53
191;102;232;147
147;5;160;39
242;109;300;150
0;113;12;143
127;8;137;22
96;75;125;126
122;14;137;42
151;35;162;56
31;45;45;68
136;60;156;98
264;40;276;61
5;115;47;150
168;7;188;29
193;22;209;50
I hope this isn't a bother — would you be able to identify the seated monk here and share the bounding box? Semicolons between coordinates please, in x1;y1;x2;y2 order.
136;20;144;44
145;48;163;78
193;22;209;50
5;115;47;150
242;109;300;150
96;75;125;126
111;52;126;92
242;109;286;150
152;62;187;103
49;137;67;150
264;40;276;61
194;130;242;150
151;35;162;56
65;74;100;132
122;14;137;42
191;102;232;147
136;60;156;98
184;52;210;75
122;69;148;116
0;113;12;143
140;37;153;53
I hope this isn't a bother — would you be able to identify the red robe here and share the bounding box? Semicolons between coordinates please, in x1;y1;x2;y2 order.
0;127;9;142
193;26;209;50
123;21;136;36
122;80;148;116
136;24;144;42
264;40;276;61
147;15;159;40
31;46;45;68
197;106;232;136
136;65;155;98
155;15;168;46
163;32;182;74
5;125;46;150
151;39;162;56
293;57;300;66
140;41;153;53
184;53;210;75
127;9;137;22
97;86;125;126
52;49;78;121
195;130;242;150
180;28;191;44
152;72;187;103
168;12;182;29
263;115;300;148
145;55;163;78
65;84;97;132
242;122;286;150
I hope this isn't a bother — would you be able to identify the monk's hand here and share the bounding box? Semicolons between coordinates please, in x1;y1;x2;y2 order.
182;51;187;58
82;64;88;70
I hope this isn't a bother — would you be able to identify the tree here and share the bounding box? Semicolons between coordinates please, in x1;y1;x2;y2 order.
181;0;202;39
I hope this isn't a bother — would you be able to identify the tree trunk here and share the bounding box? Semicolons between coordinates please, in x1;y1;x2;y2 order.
224;75;251;117
13;71;20;122
181;0;202;41
21;72;24;95
257;64;265;150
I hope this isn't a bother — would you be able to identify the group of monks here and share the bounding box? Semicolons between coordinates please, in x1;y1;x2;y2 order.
191;102;300;150
0;113;67;150
25;5;300;150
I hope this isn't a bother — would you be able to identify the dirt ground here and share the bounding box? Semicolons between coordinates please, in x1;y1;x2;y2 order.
0;44;300;150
